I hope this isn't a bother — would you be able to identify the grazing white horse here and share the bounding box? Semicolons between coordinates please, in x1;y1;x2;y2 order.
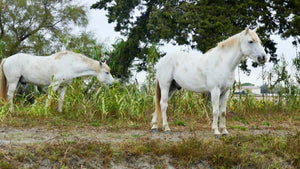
0;51;114;112
151;27;267;137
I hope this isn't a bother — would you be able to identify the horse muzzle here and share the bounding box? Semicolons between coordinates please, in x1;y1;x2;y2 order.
257;55;267;64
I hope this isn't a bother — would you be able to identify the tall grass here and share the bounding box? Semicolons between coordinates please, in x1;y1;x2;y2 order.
62;79;154;123
0;81;152;126
0;43;299;128
230;93;300;114
0;79;212;127
1;78;298;128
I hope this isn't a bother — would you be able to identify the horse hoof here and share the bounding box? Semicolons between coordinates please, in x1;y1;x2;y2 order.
222;133;229;137
151;128;159;133
215;134;220;139
163;130;172;135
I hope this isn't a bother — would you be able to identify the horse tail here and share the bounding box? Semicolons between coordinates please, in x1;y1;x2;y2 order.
155;78;162;128
0;58;7;104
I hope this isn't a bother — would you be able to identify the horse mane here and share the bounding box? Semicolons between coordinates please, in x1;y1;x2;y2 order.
54;51;92;61
54;51;69;59
217;33;241;49
217;30;261;49
54;51;102;72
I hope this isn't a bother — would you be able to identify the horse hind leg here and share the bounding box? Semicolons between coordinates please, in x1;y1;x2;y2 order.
151;79;176;134
7;82;18;110
151;80;160;132
160;87;172;133
151;87;177;133
161;80;180;132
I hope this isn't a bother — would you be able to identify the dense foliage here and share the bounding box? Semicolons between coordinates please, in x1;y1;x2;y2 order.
92;0;300;79
0;0;88;57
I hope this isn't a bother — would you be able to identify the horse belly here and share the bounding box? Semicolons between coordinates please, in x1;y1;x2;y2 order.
173;73;210;93
21;72;52;86
22;58;59;86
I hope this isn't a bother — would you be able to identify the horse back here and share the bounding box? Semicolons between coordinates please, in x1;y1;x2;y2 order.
3;53;56;86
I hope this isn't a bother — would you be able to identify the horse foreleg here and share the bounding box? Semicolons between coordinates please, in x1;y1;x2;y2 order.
57;86;67;113
211;88;221;138
33;85;38;94
45;82;60;109
220;90;230;136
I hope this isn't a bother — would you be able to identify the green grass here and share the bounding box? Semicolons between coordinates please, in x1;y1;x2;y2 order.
230;125;248;131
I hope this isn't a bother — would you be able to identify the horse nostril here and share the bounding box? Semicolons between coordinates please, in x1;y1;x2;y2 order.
258;55;267;63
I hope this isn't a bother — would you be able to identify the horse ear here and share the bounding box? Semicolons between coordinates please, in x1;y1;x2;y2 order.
245;26;250;34
253;27;258;32
99;59;108;65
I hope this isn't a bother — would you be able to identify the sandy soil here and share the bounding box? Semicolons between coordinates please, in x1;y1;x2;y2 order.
0;122;298;144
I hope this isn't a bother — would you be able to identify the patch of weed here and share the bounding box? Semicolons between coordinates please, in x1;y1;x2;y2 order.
173;119;185;126
0;160;13;169
90;121;101;126
234;117;249;124
230;126;248;131
262;122;271;126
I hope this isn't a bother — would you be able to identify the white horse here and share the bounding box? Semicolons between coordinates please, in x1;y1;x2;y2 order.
151;27;267;137
0;51;114;112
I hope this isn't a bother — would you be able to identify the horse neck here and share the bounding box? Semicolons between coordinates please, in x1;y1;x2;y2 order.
74;59;100;77
214;40;243;72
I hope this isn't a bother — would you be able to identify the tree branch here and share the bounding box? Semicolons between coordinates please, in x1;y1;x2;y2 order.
0;16;4;38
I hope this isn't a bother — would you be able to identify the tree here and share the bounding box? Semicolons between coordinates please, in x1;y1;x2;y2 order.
92;0;300;80
293;52;300;84
0;0;88;57
60;31;104;60
106;39;164;82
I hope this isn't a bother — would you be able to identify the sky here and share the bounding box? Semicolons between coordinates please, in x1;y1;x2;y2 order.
80;0;298;86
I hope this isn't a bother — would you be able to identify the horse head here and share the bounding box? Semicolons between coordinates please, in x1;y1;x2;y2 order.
97;62;114;85
240;26;267;64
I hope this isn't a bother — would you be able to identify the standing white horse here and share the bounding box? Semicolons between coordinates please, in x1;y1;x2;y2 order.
0;51;114;112
151;27;267;137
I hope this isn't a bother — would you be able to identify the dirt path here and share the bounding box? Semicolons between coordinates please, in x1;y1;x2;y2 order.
0;124;298;145
0;124;298;169
0;126;210;144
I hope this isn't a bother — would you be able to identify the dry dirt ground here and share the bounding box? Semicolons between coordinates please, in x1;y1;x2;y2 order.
0;122;299;168
0;125;297;145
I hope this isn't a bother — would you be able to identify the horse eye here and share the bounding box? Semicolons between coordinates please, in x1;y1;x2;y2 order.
249;40;254;44
106;72;109;75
